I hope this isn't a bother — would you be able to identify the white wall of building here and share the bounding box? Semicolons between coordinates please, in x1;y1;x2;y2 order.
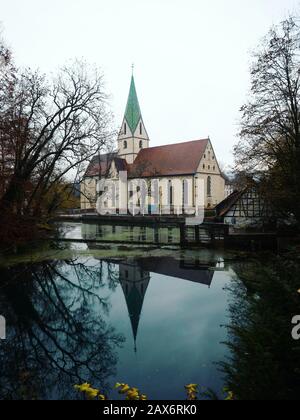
196;140;225;208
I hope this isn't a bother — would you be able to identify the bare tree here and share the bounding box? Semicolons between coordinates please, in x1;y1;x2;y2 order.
0;46;114;243
234;17;300;221
0;258;124;399
0;39;16;200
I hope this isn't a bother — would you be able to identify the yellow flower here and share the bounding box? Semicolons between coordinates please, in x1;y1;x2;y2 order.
185;384;198;391
126;388;140;400
85;387;99;400
74;383;91;393
74;383;103;400
185;384;198;401
119;384;131;394
140;394;148;400
225;391;235;401
98;394;106;400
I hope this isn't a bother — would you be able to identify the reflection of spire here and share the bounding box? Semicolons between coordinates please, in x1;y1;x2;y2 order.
117;256;219;351
119;262;150;352
127;283;144;343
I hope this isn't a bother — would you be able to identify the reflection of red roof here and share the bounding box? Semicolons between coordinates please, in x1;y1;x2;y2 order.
129;139;209;178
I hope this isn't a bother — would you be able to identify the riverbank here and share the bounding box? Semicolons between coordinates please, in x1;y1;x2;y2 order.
53;219;299;252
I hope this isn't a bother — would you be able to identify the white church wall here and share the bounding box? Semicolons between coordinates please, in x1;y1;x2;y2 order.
81;172;225;213
195;140;225;208
195;173;225;208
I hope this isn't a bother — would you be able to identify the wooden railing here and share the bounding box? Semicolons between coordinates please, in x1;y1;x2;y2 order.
179;223;230;246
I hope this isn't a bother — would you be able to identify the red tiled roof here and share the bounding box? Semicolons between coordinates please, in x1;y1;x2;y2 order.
84;139;209;179
129;139;209;178
85;154;127;177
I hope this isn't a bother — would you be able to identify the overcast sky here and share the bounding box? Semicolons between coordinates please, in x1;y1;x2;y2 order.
1;0;299;167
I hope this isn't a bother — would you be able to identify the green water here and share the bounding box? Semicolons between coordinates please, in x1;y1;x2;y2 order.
0;222;299;400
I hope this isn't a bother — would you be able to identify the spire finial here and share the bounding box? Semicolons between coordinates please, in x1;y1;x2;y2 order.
131;63;134;76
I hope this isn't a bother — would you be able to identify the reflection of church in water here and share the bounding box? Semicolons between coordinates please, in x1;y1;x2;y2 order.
117;257;220;351
119;261;150;352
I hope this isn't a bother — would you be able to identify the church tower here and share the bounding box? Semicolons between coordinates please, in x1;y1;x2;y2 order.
118;73;150;164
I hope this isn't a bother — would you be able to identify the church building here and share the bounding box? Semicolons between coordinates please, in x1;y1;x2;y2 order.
81;75;225;213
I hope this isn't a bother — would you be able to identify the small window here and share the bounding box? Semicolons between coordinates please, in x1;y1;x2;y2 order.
140;122;142;135
213;166;216;171
204;154;206;159
139;140;143;149
168;180;174;206
124;140;127;149
203;164;205;169
182;180;188;208
124;123;127;135
212;155;215;160
207;176;212;197
208;165;211;170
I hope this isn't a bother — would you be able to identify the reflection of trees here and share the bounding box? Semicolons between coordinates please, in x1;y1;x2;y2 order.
0;259;124;400
220;254;300;400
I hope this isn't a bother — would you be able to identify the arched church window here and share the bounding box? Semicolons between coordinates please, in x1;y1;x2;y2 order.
139;140;143;149
207;176;212;197
168;180;174;206
124;140;127;149
182;179;188;210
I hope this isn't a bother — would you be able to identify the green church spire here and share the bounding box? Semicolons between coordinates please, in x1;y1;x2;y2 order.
124;75;142;134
